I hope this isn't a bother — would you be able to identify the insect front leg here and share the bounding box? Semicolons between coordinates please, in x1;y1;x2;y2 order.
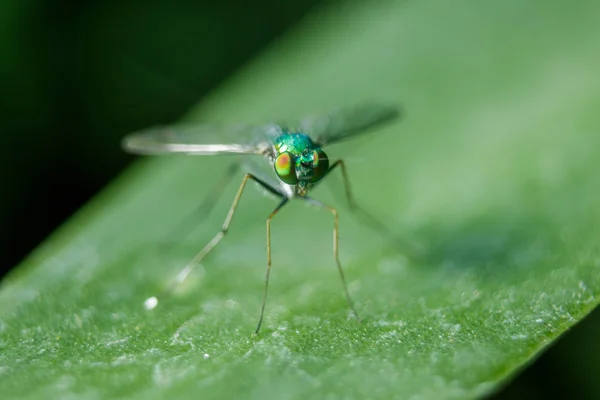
254;197;289;334
145;173;284;311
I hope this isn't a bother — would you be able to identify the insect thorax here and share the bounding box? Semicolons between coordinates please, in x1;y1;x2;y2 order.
274;133;316;157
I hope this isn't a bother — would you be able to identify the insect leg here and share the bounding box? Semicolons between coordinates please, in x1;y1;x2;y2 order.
159;161;240;247
301;196;360;323
326;160;423;261
145;172;284;310
255;197;289;334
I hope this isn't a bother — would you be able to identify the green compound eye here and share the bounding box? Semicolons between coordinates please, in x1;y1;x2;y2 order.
274;152;298;184
311;149;329;183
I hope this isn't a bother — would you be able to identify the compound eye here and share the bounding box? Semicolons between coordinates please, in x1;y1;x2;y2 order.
311;149;329;183
274;152;298;184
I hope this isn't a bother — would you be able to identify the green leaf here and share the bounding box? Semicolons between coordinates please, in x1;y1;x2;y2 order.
2;0;600;398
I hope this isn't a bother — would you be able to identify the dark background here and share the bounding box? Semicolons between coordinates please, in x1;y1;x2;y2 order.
0;0;322;275
1;1;598;398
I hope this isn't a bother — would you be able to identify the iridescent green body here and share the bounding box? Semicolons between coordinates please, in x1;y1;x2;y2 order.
274;132;314;158
121;103;401;334
273;132;329;195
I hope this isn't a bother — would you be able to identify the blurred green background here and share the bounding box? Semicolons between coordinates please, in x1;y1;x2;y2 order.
1;0;599;398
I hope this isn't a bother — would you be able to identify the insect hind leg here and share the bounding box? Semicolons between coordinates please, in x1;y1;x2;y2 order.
159;161;241;248
301;195;360;322
326;159;424;262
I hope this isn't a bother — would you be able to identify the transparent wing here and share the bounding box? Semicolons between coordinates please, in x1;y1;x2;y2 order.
122;123;282;156
241;156;287;195
299;103;401;146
